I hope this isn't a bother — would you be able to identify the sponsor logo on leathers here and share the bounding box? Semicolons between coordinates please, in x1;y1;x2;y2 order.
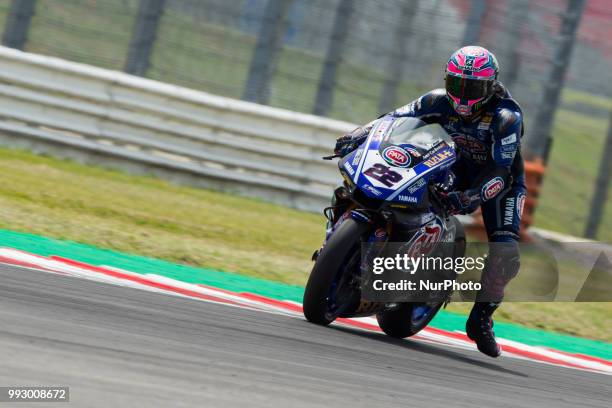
481;177;505;201
501;133;517;145
517;193;526;218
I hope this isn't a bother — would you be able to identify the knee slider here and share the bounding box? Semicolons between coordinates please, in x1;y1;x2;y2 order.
488;241;520;280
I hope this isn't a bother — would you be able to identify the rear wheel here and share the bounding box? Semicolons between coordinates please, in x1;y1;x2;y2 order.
376;216;466;338
377;302;443;338
303;218;369;325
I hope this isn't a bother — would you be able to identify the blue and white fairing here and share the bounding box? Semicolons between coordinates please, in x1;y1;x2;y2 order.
340;116;457;205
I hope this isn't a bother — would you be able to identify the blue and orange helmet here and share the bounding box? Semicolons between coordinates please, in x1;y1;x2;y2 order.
445;46;499;116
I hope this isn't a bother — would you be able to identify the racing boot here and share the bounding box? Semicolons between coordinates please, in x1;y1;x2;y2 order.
466;302;501;358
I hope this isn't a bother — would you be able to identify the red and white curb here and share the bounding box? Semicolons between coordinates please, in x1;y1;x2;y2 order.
1;247;611;375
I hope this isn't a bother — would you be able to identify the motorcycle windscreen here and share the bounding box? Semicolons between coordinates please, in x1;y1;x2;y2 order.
355;119;456;201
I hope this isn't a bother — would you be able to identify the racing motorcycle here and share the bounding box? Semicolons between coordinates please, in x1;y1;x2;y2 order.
303;116;466;338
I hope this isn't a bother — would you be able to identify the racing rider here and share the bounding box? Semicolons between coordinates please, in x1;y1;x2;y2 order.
333;46;526;358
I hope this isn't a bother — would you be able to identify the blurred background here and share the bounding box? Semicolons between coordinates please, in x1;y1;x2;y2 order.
2;0;609;240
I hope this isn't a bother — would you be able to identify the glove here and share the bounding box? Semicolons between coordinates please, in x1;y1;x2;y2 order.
436;171;456;192
334;125;372;156
334;134;356;156
492;80;507;98
443;190;480;215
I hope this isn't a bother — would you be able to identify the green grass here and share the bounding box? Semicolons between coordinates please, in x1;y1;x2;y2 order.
26;0;136;71
0;2;9;33
148;11;254;99
563;88;612;112
445;302;612;341
535;109;612;239
0;147;324;285
0;145;610;341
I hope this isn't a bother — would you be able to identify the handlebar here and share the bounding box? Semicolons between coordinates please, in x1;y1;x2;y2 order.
430;185;454;217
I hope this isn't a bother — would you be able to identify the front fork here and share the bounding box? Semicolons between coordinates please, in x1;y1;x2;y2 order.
326;209;392;281
324;184;394;244
323;186;352;240
320;195;399;317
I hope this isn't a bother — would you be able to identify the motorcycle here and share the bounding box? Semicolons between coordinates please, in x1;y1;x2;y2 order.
303;116;466;338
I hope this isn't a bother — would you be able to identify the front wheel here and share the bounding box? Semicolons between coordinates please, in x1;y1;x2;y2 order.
303;218;370;325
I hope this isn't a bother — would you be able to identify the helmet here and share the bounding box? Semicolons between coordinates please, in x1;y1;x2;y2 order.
445;46;499;117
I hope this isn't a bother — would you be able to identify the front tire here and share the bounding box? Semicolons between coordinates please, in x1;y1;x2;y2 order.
303;218;369;325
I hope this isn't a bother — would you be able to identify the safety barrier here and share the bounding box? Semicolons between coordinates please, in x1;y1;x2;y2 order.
0;46;355;212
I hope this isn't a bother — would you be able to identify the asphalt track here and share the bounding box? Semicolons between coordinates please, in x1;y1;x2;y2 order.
1;265;610;408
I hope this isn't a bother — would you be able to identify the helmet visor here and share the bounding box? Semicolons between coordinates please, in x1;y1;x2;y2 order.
445;74;493;100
